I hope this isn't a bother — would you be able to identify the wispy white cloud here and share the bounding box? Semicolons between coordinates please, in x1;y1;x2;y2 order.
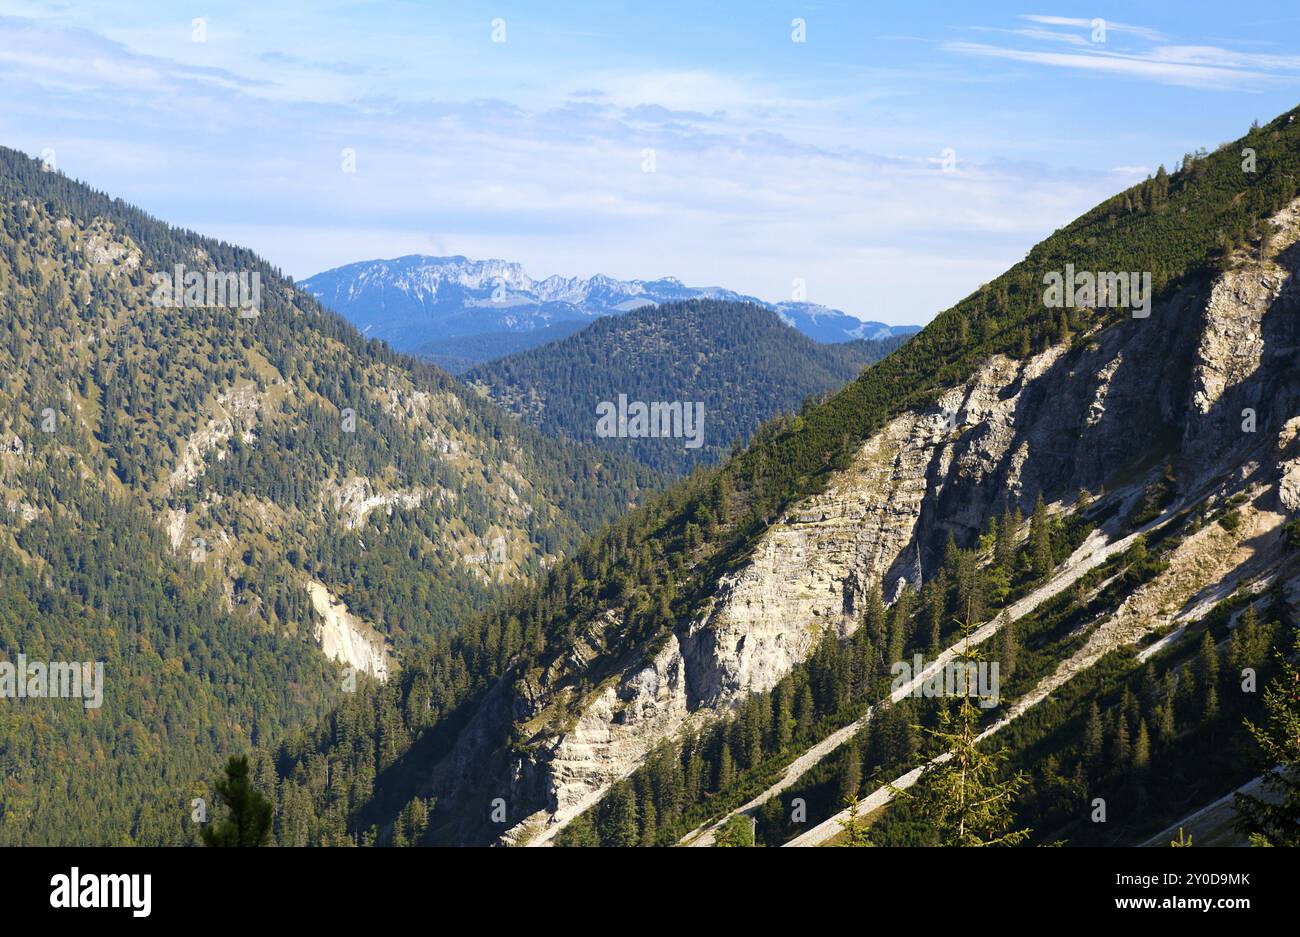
945;41;1283;90
948;14;1300;90
1019;15;1166;42
4;6;1275;326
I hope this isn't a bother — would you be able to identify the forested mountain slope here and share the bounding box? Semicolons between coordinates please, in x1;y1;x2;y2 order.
0;147;659;844
416;320;591;375
464;301;910;474
265;106;1300;847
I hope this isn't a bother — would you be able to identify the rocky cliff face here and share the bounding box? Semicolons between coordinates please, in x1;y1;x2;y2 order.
428;199;1300;846
306;580;395;681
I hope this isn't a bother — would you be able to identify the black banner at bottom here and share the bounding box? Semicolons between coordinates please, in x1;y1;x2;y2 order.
0;845;1286;925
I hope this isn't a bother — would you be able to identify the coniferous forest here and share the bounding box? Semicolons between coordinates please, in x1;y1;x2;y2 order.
2;5;1300;881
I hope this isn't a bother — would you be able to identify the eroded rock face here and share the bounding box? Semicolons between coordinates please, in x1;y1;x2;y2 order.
306;579;394;681
431;200;1300;846
168;383;262;491
323;475;430;530
1279;418;1300;511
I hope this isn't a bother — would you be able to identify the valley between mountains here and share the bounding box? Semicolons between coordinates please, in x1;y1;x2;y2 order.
2;105;1300;849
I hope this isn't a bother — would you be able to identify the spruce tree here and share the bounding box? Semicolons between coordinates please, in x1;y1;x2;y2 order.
775;684;795;751
925;571;948;652
685;749;704;804
886;614;906;674
796;682;815;737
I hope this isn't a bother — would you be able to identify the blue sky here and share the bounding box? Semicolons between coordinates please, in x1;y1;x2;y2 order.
3;1;1300;325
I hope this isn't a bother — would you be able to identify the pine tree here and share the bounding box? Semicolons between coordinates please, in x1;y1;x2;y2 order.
201;755;273;847
890;608;1030;846
1234;627;1300;846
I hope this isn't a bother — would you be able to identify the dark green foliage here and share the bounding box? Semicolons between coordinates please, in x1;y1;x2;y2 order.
714;813;754;847
201;756;273;847
1029;493;1054;580
556;507;1091;846
974;586;1288;846
1235;626;1300;846
885;612;1031;847
1129;463;1178;526
0;464;335;844
257;106;1300;843
1280;518;1300;551
0;144;659;844
466;300;908;474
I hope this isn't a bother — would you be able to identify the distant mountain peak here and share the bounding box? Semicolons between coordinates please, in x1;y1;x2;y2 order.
299;254;920;358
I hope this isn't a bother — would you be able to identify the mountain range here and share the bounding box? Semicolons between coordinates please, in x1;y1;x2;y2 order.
269;105;1300;848
2;104;1300;851
299;255;918;368
0;145;659;844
